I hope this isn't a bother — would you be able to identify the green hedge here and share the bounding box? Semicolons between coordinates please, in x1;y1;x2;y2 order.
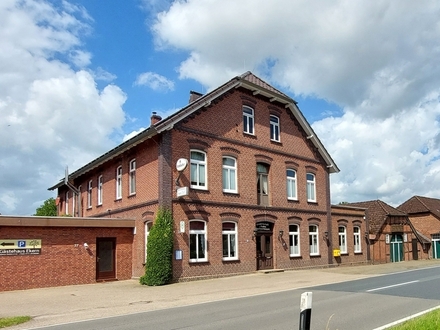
140;208;174;286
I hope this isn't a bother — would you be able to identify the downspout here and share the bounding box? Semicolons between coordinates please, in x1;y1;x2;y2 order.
325;170;333;266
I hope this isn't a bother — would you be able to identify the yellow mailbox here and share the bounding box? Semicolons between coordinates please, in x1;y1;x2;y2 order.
333;249;341;257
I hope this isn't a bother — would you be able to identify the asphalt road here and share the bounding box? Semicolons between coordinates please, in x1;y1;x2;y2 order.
31;265;440;330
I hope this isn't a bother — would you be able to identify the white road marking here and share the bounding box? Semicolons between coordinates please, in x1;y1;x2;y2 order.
366;280;419;292
372;305;440;330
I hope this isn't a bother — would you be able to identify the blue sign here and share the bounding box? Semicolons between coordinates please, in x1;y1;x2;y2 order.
17;240;26;248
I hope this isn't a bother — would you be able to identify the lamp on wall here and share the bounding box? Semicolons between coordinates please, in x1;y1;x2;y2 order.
279;230;284;238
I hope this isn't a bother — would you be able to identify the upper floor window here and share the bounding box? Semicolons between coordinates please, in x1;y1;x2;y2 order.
243;106;254;135
97;175;103;205
72;191;76;216
306;173;316;202
87;180;92;208
309;225;319;256
222;222;238;260
339;226;347;254
354;226;362;253
129;159;136;195
222;156;237;193
289;224;300;257
270;115;280;142
65;191;69;215
145;222;153;263
257;163;270;206
116;166;122;200
190;150;207;189
189;220;207;262
286;169;297;200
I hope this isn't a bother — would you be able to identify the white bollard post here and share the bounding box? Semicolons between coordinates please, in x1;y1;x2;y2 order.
299;292;312;330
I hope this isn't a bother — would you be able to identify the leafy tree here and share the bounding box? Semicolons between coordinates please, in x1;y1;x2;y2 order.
34;197;57;216
140;208;174;286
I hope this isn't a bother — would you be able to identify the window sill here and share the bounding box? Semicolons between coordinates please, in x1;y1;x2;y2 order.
289;255;302;258
287;198;299;202
354;251;363;254
96;204;102;208
307;200;318;204
223;191;239;195
128;193;136;198
310;254;320;257
243;132;257;139
270;139;282;145
222;258;239;262
190;186;208;191
115;198;122;202
189;260;208;264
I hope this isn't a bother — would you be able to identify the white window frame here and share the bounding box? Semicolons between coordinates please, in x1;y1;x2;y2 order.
129;159;136;195
97;175;103;205
354;226;362;253
222;222;238;260
87;180;92;208
270;115;280;142
289;224;300;257
145;221;153;263
189;220;208;262
65;191;69;215
72;190;76;216
339;226;347;254
306;173;316;202
222;156;237;193
309;225;319;256
286;169;297;200
243;106;254;135
116;166;122;200
190;150;207;190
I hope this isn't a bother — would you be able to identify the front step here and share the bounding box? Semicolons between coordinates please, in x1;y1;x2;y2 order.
258;269;285;274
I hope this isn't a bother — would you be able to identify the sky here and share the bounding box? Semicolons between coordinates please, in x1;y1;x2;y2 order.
2;0;440;215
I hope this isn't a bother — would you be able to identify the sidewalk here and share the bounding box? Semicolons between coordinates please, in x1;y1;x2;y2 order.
2;259;440;330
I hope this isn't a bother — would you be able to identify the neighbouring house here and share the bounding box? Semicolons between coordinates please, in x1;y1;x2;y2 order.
398;195;440;259
346;200;429;263
48;71;364;282
0;215;134;291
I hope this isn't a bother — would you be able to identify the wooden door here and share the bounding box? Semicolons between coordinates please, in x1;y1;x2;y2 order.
390;234;403;262
96;237;116;281
256;233;273;270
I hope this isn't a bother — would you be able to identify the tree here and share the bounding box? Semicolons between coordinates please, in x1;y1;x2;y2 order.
140;208;174;286
34;197;57;216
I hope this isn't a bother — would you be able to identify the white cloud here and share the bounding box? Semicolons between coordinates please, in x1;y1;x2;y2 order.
0;0;126;215
123;127;146;142
134;71;174;92
152;0;440;205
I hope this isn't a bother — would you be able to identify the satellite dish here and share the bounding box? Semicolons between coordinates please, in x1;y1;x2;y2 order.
176;158;188;172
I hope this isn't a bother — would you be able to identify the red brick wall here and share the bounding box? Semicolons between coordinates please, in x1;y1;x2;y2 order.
409;214;440;238
0;226;133;292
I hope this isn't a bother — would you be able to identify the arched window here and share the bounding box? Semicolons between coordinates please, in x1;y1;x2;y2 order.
353;226;361;253
243;106;254;135
289;224;300;256
222;222;238;260
306;173;316;202
270;115;280;142
129;159;136;195
286;169;297;200
339;226;347;254
189;220;207;262
116;166;122;199
144;221;153;263
97;175;103;205
222;156;237;193
309;225;319;255
190;150;207;189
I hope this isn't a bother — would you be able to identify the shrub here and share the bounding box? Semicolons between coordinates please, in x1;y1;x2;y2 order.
140;208;174;286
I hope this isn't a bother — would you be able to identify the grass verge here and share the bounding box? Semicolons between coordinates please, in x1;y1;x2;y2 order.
390;308;440;330
0;316;31;328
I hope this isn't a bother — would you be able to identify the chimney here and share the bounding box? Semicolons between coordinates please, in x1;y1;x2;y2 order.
150;112;162;126
189;90;203;104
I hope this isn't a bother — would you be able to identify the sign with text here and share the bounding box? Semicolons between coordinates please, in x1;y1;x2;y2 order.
0;239;42;256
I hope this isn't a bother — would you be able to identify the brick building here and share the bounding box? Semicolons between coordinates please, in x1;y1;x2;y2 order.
49;72;368;282
347;200;429;263
398;195;440;259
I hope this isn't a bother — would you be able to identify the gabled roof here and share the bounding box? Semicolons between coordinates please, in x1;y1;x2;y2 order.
398;195;440;219
345;200;407;235
49;72;339;190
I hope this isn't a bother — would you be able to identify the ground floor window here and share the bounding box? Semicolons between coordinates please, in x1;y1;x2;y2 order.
309;225;319;256
353;226;361;253
222;222;237;260
189;220;207;262
339;226;347;254
289;224;300;256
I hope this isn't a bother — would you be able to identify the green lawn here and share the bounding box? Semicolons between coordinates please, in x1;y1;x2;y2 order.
0;316;31;328
390;308;440;330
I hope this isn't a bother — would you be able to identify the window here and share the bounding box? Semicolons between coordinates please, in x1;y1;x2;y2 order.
270;115;280;142
87;180;92;208
289;224;300;256
145;222;153;263
222;156;237;193
72;191;76;216
97;175;103;205
189;220;207;262
309;225;319;256
257;163;269;206
190;150;207;189
243;106;254;135
65;191;69;215
129;159;136;195
339;226;347;254
286;169;297;200
222;222;238;260
354;226;361;253
116;166;122;200
306;173;316;202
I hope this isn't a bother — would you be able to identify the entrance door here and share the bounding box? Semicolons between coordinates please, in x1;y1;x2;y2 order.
433;240;440;259
96;238;116;281
390;234;403;262
411;238;418;260
256;234;273;270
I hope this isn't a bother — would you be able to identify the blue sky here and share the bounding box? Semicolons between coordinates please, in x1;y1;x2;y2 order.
2;0;440;215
